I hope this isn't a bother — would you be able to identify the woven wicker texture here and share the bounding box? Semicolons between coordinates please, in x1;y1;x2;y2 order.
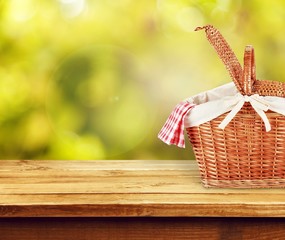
195;25;244;94
188;25;285;188
195;25;285;97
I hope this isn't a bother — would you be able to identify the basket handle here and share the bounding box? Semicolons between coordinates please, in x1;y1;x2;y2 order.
242;45;256;95
195;25;244;94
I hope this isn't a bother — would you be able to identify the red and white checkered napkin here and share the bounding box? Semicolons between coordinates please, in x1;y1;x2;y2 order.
158;101;195;148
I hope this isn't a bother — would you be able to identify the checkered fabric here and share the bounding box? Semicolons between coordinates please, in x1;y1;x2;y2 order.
158;101;195;148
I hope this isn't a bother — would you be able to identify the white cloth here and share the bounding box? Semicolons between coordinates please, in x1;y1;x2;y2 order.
184;82;285;131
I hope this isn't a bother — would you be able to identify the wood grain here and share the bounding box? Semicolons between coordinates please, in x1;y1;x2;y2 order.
0;160;285;217
1;217;285;240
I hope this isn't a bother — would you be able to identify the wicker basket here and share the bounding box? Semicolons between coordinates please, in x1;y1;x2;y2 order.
187;26;285;188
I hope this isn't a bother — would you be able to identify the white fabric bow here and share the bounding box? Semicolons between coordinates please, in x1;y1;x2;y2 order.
218;94;271;131
184;83;285;131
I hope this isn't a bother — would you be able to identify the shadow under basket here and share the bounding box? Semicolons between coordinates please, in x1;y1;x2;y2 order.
186;103;285;188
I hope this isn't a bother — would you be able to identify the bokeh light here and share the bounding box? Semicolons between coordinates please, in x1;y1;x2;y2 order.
1;0;285;160
46;45;155;159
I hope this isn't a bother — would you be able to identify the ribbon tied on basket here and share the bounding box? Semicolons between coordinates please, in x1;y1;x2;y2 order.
184;83;285;134
158;82;285;148
219;93;271;131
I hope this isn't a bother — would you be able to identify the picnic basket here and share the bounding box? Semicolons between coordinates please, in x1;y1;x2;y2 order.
186;25;285;188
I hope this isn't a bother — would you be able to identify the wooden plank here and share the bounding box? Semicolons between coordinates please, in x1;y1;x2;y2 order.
0;179;284;194
0;160;193;170
1;193;285;217
2;193;285;205
1;217;285;240
0;169;199;177
0;160;285;217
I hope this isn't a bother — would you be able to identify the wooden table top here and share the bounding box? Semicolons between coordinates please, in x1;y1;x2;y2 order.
0;160;285;217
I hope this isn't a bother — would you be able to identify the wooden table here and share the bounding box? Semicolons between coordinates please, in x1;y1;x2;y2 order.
1;160;285;240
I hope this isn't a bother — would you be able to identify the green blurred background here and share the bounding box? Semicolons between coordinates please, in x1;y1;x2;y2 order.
1;0;285;160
